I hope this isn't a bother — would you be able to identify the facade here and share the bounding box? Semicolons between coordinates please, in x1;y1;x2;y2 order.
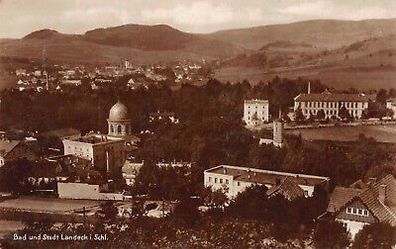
57;182;124;200
63;134;125;177
325;175;396;238
294;91;373;119
204;165;330;199
386;98;396;119
243;99;270;127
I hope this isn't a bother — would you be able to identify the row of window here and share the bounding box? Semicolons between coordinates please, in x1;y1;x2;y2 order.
346;207;369;217
208;177;243;187
304;101;361;109
247;105;267;109
303;109;360;117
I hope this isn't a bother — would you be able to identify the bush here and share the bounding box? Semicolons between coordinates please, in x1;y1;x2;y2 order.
313;220;350;248
352;222;396;249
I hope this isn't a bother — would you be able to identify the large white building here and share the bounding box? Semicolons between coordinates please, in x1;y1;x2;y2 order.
243;99;270;127
204;165;330;200
62;101;135;178
294;91;373;119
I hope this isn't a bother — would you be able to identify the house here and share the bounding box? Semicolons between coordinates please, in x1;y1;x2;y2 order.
243;99;270;127
0;139;37;167
266;177;305;201
204;165;330;199
324;175;396;238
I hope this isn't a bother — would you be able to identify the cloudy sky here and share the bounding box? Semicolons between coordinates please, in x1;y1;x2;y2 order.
0;0;395;38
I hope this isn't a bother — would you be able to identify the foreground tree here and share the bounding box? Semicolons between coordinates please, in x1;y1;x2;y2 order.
352;223;396;249
313;220;350;249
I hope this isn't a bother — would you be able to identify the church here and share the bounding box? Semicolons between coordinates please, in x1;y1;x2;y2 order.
62;100;139;179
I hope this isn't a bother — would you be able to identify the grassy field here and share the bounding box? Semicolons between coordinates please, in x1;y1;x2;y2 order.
0;196;100;214
214;65;396;90
286;125;396;143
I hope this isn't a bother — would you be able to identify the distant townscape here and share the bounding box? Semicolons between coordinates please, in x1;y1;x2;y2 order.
0;17;396;249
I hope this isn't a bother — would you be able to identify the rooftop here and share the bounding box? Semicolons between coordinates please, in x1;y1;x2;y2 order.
67;134;123;144
205;165;329;186
0;140;20;157
295;92;375;102
327;175;396;226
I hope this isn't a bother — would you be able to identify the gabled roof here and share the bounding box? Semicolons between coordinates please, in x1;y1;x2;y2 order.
0;140;21;157
294;93;375;102
266;177;305;201
328;174;396;225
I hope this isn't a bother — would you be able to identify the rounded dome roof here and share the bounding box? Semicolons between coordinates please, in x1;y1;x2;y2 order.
108;101;129;121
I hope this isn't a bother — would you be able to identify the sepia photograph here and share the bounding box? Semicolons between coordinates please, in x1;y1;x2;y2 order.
0;0;395;248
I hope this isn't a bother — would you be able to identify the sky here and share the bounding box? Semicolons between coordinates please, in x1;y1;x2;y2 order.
0;0;395;38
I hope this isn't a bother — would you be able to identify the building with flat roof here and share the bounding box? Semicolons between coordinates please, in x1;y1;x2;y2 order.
204;165;330;199
243;99;269;127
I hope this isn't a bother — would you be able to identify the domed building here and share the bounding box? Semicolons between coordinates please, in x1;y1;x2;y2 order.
107;100;132;137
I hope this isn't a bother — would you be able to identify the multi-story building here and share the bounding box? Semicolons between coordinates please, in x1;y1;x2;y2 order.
324;175;396;238
63;134;125;178
204;165;330;200
294;90;373;119
243;99;270;127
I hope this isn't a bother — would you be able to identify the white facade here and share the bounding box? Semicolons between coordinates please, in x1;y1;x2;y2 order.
63;134;125;176
336;218;367;239
204;165;329;199
294;93;371;119
243;99;269;126
57;182;124;200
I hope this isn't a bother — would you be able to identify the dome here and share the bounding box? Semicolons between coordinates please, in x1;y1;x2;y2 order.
108;101;129;121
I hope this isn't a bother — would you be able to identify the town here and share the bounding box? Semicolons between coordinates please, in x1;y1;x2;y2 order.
0;59;395;247
1;1;396;248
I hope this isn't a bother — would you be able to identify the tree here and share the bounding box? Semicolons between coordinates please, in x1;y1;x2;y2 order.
172;198;201;227
295;107;305;123
313;220;350;249
96;201;118;222
376;89;388;104
339;106;351;121
352;223;396;249
317;109;326;120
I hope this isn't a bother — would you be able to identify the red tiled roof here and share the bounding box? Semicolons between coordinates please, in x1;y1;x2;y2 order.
0;140;20;157
295;93;375;102
327;187;363;212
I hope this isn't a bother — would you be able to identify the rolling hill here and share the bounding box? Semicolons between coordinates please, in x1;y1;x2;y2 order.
0;25;245;64
204;19;396;50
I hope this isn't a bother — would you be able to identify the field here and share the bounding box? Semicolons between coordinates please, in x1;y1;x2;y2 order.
286;124;396;143
0;196;100;214
214;66;396;90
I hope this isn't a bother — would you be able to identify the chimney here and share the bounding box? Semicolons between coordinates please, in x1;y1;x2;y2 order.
307;81;311;94
379;184;386;204
223;168;227;174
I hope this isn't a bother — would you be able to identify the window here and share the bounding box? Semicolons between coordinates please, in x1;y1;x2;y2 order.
347;207;352;214
304;190;309;197
208;177;212;182
237;181;240;186
226;179;229;184
220;179;223;184
364;210;368;216
117;125;122;134
110;125;114;133
214;178;217;183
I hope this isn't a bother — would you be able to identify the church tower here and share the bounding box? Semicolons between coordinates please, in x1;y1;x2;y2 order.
107;100;131;137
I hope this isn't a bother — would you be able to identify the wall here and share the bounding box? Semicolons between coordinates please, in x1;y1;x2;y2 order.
243;100;269;126
57;182;124;200
336;218;368;239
